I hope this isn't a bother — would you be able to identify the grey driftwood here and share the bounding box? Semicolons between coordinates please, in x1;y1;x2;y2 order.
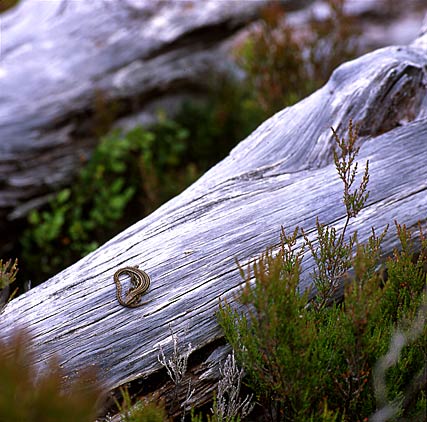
2;0;423;229
0;0;278;229
1;24;427;415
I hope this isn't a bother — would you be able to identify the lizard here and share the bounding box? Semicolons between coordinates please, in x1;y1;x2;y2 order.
114;265;151;308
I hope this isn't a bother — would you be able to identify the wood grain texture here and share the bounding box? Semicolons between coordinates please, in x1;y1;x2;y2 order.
1;33;427;407
0;0;271;224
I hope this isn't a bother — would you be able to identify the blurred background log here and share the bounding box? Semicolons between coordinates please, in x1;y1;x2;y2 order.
0;0;273;246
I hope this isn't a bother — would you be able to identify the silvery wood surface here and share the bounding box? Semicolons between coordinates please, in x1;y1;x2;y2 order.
0;0;272;222
1;25;426;407
3;0;418;225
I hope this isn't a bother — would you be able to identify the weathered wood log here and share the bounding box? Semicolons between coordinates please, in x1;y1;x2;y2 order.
0;0;278;229
1;29;427;417
2;0;424;231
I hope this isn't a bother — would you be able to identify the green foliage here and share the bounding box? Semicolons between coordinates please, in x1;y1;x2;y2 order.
382;222;427;323
136;114;195;214
21;129;148;280
115;387;168;422
0;330;102;422
303;121;374;311
174;76;266;168
20;120;196;282
234;0;362;117
218;121;426;421
0;258;18;291
220;229;318;419
332;121;369;219
371;223;427;420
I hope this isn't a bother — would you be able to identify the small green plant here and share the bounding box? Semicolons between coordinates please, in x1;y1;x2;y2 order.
0;330;103;421
372;280;426;421
20;119;196;282
20;128;152;281
234;0;362;118
0;258;19;307
218;121;426;421
0;258;18;291
114;387;168;422
302;120;372;311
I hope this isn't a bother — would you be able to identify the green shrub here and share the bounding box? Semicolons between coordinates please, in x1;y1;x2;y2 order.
0;331;102;422
234;0;362;118
0;258;18;291
218;122;426;421
21;128;152;281
115;387;168;422
20;119;196;282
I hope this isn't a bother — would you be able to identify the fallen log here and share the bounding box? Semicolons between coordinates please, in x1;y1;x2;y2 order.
1;28;427;415
0;0;275;229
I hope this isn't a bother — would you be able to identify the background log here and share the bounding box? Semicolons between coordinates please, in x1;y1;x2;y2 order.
1;29;427;413
1;0;426;244
0;0;276;233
